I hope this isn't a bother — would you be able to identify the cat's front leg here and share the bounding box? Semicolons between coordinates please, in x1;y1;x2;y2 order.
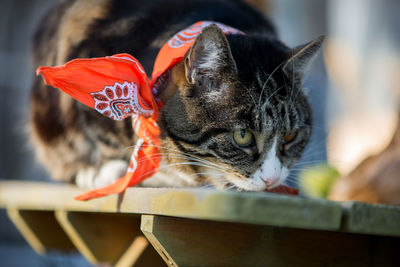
75;160;128;189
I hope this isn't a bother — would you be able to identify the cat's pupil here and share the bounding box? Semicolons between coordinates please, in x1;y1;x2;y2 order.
240;129;246;138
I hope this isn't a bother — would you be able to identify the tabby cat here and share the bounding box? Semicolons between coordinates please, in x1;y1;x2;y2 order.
30;0;324;191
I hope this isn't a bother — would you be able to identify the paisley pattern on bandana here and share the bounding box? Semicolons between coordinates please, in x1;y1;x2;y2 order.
151;69;170;99
91;81;153;120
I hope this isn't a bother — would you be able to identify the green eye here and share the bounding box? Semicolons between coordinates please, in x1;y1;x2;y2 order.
233;129;254;147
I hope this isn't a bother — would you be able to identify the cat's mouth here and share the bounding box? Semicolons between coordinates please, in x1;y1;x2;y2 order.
222;173;288;192
261;177;280;189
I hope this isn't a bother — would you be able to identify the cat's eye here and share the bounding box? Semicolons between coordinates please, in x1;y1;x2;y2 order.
283;132;297;144
233;129;254;147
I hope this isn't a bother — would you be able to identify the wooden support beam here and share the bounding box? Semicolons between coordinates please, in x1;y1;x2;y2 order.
115;235;166;267
141;214;400;267
6;209;75;254
55;211;165;266
141;215;178;267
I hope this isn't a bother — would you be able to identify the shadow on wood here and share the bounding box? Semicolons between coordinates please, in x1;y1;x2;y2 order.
7;209;75;254
55;211;165;266
141;214;400;267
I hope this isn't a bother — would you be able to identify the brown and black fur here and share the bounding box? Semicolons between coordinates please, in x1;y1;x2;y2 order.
30;0;323;189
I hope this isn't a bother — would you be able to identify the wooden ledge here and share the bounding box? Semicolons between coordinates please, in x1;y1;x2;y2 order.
0;181;342;231
1;181;400;236
1;181;400;266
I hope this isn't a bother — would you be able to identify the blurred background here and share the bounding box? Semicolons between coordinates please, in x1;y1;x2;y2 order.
1;0;399;266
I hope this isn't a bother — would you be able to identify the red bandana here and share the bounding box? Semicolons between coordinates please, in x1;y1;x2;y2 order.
37;21;243;201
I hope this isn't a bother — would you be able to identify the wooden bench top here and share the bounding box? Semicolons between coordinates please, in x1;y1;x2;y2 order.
1;181;399;237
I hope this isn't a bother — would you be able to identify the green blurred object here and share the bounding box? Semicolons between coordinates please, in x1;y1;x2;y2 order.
299;164;340;198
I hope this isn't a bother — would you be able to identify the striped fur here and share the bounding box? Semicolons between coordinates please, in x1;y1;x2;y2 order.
30;0;322;190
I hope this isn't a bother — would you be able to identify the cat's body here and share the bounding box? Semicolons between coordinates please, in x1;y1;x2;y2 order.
30;0;322;191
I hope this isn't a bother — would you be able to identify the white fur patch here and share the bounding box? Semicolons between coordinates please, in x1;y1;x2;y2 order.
197;40;222;71
141;159;200;187
205;83;228;100
75;160;128;189
206;89;224;99
228;137;289;191
76;167;97;189
94;160;128;188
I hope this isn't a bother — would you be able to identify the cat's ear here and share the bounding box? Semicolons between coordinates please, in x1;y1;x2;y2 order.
282;35;325;84
184;24;237;85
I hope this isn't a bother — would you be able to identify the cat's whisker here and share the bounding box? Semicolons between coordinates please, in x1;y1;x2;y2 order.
301;151;327;160
286;172;299;180
129;161;226;184
296;156;327;163
200;184;215;189
285;177;298;183
226;184;238;190
124;153;226;175
187;171;225;178
289;167;313;171
283;76;289;101
124;143;231;172
257;60;287;112
238;79;257;107
293;160;327;167
262;85;287;110
296;161;325;168
243;178;254;190
138;143;230;171
289;58;295;105
162;161;226;173
135;156;227;174
285;173;299;180
291;64;307;106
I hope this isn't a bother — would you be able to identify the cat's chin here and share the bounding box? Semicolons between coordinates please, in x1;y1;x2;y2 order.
203;173;267;192
219;173;289;192
226;177;270;192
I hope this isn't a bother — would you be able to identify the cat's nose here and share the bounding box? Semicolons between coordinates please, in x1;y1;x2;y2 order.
261;177;279;188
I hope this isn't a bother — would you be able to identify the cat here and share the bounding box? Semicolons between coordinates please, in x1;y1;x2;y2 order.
30;0;324;191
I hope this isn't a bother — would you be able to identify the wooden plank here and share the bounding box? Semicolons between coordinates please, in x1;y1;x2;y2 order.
115;236;148;267
123;188;342;231
116;235;167;267
2;181;400;237
55;211;157;266
0;181;343;231
129;241;168;267
0;181;120;212
141;215;400;267
7;209;75;254
141;215;178;267
341;202;400;237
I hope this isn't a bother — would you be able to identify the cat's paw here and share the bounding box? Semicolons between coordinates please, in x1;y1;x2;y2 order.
76;167;97;189
93;160;128;188
75;160;128;189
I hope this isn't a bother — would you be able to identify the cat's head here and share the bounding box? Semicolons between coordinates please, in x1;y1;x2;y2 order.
159;25;324;191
